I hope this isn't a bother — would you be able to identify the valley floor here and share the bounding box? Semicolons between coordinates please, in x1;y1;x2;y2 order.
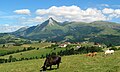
0;51;120;72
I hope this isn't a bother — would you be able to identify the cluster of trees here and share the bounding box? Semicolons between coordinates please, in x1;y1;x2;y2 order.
58;46;102;55
0;55;41;64
109;46;120;51
77;46;103;53
41;46;103;58
0;47;35;56
0;55;17;63
0;39;6;44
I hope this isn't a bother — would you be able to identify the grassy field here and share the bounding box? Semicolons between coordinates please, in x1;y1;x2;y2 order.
21;42;52;48
0;46;24;55
0;50;120;72
0;47;66;59
0;42;52;55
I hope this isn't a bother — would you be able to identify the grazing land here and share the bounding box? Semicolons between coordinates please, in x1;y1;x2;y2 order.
0;42;120;72
0;42;52;56
0;51;120;72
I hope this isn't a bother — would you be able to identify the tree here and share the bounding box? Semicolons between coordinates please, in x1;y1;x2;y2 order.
107;43;113;47
37;48;39;50
0;59;6;63
8;55;13;62
0;39;6;44
2;44;6;48
109;46;117;50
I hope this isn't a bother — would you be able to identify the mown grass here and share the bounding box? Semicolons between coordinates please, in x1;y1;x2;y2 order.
0;51;120;72
0;42;52;55
0;46;23;55
22;42;52;48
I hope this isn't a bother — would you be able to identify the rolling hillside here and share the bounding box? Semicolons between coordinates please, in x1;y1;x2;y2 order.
0;51;120;72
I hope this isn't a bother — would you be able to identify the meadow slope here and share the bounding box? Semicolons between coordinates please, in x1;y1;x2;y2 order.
0;51;120;72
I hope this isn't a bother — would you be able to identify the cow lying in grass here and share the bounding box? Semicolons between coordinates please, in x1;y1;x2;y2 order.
104;50;114;55
41;55;61;71
86;52;97;57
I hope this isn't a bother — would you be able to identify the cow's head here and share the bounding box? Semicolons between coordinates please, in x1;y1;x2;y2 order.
41;66;47;71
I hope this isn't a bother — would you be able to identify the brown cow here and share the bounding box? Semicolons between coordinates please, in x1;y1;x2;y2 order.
86;53;92;56
86;52;97;57
92;52;97;56
41;55;61;71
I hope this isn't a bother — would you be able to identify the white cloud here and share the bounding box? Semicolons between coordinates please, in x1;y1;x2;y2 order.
0;24;24;33
35;5;107;22
102;8;114;14
25;16;45;24
14;9;31;15
100;4;109;7
0;15;21;19
34;16;44;21
114;9;120;15
36;9;49;15
17;16;46;25
102;8;120;19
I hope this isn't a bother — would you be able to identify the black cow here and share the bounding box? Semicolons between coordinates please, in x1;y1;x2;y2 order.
41;55;61;71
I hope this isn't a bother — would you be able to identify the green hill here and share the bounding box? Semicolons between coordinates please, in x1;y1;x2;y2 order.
11;18;120;45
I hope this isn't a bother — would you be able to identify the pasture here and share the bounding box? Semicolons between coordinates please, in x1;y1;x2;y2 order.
0;51;120;72
0;47;66;59
0;42;52;56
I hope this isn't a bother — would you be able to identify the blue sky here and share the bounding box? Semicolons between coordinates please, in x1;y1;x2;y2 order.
0;0;120;33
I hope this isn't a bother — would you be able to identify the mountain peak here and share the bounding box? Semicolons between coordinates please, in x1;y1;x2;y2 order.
48;17;56;26
49;17;54;20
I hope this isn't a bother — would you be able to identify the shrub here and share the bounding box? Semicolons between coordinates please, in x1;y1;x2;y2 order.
109;47;118;50
0;59;7;63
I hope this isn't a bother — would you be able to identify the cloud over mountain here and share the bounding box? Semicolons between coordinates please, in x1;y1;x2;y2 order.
10;6;120;25
102;8;120;19
9;6;120;26
0;24;24;33
35;5;107;22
